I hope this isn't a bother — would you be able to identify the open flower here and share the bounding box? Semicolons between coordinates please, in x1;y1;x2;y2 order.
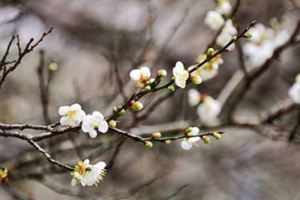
205;10;225;30
173;61;189;88
130;66;151;87
289;74;300;104
82;111;109;138
58;103;86;127
180;127;200;150
71;159;107;187
197;96;221;126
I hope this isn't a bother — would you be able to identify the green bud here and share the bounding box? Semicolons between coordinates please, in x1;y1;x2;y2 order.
152;132;162;139
147;78;155;85
212;132;222;140
144;141;153;149
143;85;151;92
168;85;176;93
245;32;253;39
207;48;215;56
201;136;211;144
131;101;144;111
118;109;126;116
157;69;167;78
191;75;202;85
108;120;117;128
185;127;193;135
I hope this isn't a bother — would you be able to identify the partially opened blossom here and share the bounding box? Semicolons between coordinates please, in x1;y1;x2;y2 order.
192;54;223;81
205;10;225;30
173;61;189;88
82;111;109;138
289;74;300;104
181;127;200;150
130;66;151;87
71;159;107;187
188;89;201;106
58;103;86;127
197;96;221;126
216;0;232;16
216;20;237;49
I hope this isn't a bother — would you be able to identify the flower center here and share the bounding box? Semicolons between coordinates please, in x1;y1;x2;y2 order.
67;110;77;120
91;121;99;129
76;163;91;175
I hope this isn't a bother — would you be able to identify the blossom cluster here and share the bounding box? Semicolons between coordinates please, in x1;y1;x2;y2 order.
204;0;237;50
181;127;222;150
243;22;290;67
188;89;221;126
130;62;193;90
289;74;300;104
58;103;109;138
191;49;224;82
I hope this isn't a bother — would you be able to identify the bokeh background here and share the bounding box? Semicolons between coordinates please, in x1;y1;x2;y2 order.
0;0;300;199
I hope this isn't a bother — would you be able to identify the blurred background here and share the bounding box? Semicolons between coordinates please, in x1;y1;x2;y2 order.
0;0;300;199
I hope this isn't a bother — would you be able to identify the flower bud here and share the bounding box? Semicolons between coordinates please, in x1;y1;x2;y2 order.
0;168;8;183
191;75;202;85
165;140;172;144
152;132;162;139
212;132;222;140
143;85;151;92
245;32;253;39
157;69;167;78
147;78;155;85
185;127;193;135
108;120;117;128
201;136;211;144
144;141;153;149
207;48;215;56
168;85;176;93
49;62;58;71
131;101;144;111
118;109;126;116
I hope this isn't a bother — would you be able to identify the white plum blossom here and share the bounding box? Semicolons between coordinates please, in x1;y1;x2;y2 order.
188;89;201;106
130;66;151;87
81;111;109;138
243;23;290;68
216;0;232;16
289;74;300;104
71;159;107;187
180;127;200;150
173;61;189;88
58;103;86;127
216;20;237;49
205;10;225;30
197;96;221;126
191;54;223;81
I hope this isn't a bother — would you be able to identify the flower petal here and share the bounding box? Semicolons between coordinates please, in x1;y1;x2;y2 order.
93;111;104;120
71;103;82;111
140;66;151;78
98;121;108;133
89;130;98;138
181;140;193;150
130;69;141;80
58;106;69;115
